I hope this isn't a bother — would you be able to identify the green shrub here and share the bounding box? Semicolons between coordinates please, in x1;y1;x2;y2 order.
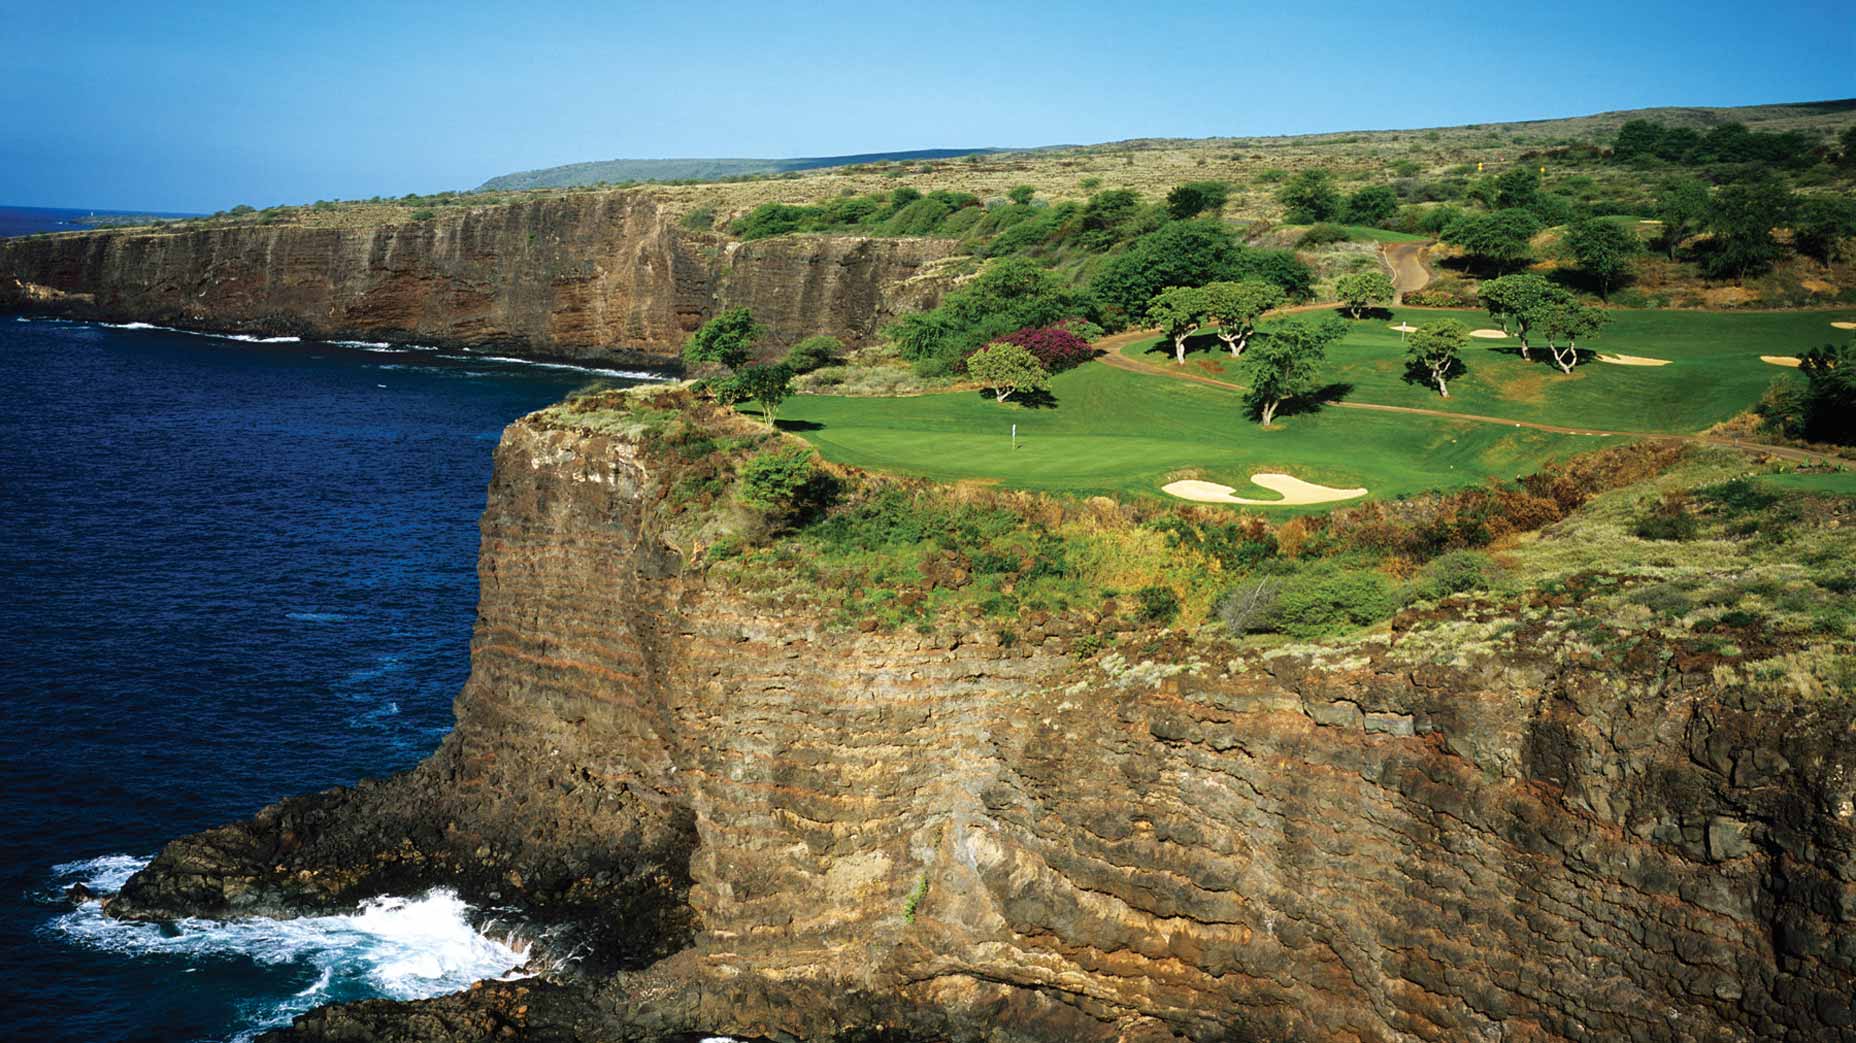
784;335;843;373
1296;222;1355;247
679;206;715;231
739;447;835;524
1265;563;1398;638
1632;493;1698;541
1418;550;1498;600
1216;578;1281;635
1134;585;1180;624
410;209;436;222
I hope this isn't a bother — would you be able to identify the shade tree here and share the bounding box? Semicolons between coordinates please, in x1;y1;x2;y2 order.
1277;169;1342;224
1536;301;1609;374
1147;286;1209;364
965;341;1050;403
1563;219;1639;298
1198;279;1284;357
1478;273;1564;360
1241;316;1346;425
1405;319;1469;397
1166;181;1230;220
1653;176;1711;260
1334;271;1396;318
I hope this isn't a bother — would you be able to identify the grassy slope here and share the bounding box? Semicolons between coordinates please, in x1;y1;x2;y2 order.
779;362;1584;501
1122;306;1849;434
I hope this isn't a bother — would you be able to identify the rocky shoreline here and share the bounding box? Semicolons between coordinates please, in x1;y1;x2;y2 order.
94;409;1856;1042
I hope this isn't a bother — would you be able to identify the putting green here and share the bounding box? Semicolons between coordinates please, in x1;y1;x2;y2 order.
779;362;1592;501
1126;306;1822;435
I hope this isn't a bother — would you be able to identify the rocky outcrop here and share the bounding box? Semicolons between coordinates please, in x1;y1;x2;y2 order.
114;416;1856;1043
0;194;958;361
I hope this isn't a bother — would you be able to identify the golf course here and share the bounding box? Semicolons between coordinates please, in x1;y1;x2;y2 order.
777;306;1849;503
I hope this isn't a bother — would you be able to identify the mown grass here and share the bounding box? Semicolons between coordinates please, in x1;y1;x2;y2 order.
778;361;1587;502
1122;306;1836;434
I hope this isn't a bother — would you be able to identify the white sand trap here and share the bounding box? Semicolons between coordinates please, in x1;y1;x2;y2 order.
1596;353;1671;367
1164;474;1368;507
1832;321;1856;330
1388;323;1416;333
1468;329;1509;340
1761;355;1803;368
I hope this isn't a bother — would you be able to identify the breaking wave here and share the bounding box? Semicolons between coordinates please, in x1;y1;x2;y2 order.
45;855;532;1041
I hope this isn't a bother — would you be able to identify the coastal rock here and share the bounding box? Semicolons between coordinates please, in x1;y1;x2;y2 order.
115;415;1856;1042
0;193;958;362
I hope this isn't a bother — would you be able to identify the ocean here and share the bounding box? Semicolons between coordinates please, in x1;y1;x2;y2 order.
0;205;202;239
0;260;663;1039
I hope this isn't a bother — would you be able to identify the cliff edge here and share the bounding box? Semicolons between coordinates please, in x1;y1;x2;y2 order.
0;192;957;361
108;406;1856;1042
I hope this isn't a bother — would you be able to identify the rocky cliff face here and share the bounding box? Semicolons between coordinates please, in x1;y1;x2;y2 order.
110;416;1856;1043
0;195;958;361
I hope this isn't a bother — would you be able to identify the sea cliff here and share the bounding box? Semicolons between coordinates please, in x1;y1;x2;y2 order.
101;403;1856;1042
0;193;957;361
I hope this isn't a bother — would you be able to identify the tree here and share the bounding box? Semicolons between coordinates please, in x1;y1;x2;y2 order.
738;447;836;526
1792;196;1856;266
966;341;1050;403
1405;319;1469;397
1653;176;1711;260
1478;273;1563;359
1198;279;1284;357
1147;286;1208;364
1704;175;1795;283
1333;271;1395;319
1277;169;1342;224
885;257;1094;374
1242;317;1346;425
1797;341;1856;443
1536;301;1608;374
987;326;1097;373
723;363;794;425
1077;188;1144;250
1613;119;1666;162
1344;185;1400;226
1166;181;1230;220
1088;219;1244;322
684;307;763;370
1493;167;1541;210
1007;185;1036;205
1563;219;1639;299
1441;208;1540;271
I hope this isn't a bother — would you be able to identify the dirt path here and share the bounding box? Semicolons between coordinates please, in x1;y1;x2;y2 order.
1380;241;1433;300
1093;338;1837;464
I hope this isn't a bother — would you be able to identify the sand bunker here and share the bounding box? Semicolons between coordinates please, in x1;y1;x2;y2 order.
1164;474;1368;506
1388;323;1416;333
1596;353;1671;367
1761;355;1803;368
1832;321;1856;330
1468;329;1509;340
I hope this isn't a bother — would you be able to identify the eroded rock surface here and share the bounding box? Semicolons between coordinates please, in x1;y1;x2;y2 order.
0;194;957;360
115;418;1856;1042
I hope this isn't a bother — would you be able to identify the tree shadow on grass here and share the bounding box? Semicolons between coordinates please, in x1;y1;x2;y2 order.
974;388;1058;409
1267;381;1355;420
1401;357;1465;391
773;418;824;431
1335;306;1395;322
1137;330;1224;361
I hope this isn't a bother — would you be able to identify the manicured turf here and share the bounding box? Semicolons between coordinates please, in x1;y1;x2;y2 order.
1754;471;1856;498
779;362;1592;502
1125;306;1846;434
1283;223;1429;243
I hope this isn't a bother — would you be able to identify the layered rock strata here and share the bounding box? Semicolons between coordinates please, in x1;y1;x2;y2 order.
113;416;1856;1042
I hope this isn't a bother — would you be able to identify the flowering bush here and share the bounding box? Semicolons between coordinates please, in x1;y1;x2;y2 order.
964;325;1099;374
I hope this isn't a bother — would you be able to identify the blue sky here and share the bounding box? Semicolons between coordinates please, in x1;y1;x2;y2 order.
4;0;1851;212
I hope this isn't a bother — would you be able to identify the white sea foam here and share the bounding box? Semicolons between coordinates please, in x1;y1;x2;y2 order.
285;611;348;623
473;354;668;380
100;321;299;344
46;856;531;1040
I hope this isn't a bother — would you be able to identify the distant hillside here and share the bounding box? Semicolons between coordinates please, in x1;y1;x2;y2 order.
478;147;1029;191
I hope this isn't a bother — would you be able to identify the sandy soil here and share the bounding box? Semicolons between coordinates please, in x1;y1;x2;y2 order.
1761;355;1803;368
1163;474;1368;506
1468;329;1509;339
1388;323;1416;333
1596;353;1672;367
1832;321;1856;330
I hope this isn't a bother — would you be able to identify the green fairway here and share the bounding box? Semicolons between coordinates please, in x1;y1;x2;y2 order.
779;362;1594;502
1124;306;1844;434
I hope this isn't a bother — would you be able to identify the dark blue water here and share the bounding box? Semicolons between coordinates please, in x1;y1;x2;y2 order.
0;316;655;1040
0;205;202;238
